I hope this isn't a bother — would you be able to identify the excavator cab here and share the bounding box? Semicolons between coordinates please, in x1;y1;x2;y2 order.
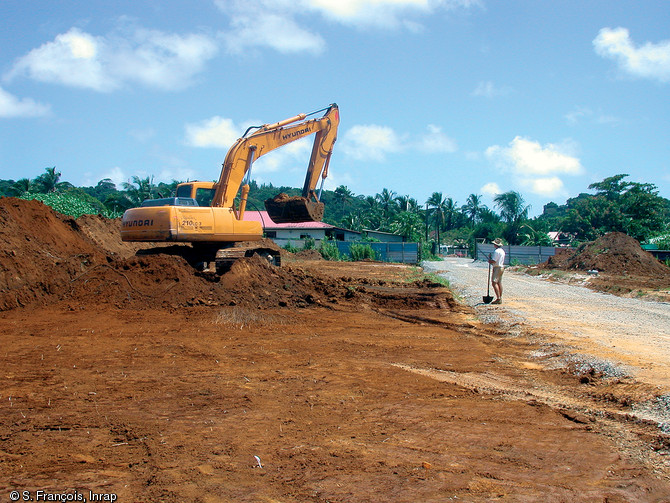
175;183;216;207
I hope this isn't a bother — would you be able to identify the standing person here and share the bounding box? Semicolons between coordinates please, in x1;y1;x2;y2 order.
488;238;505;304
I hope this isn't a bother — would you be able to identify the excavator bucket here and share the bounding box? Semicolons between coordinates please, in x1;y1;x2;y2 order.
264;193;324;223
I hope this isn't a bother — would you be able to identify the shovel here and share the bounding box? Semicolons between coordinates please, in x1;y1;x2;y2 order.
483;260;494;304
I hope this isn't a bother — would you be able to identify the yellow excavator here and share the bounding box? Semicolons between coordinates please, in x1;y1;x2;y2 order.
121;103;339;270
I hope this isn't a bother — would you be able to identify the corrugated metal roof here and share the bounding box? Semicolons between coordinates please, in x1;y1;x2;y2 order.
243;210;335;230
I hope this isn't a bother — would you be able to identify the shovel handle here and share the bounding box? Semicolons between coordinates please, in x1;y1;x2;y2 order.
487;262;491;296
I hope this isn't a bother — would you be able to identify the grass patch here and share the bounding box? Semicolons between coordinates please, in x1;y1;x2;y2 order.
404;267;450;287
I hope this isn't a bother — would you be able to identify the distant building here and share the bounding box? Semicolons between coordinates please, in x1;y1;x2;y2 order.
243;211;361;245
362;229;404;243
548;231;573;246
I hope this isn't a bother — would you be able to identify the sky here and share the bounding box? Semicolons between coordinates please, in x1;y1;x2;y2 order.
1;0;669;216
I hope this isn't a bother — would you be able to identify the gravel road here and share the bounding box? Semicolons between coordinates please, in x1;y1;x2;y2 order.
423;257;670;392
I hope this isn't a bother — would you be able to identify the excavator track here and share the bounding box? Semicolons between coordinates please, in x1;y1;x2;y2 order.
213;246;281;272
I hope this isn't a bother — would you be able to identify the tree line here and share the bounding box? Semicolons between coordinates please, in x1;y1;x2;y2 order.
1;168;669;249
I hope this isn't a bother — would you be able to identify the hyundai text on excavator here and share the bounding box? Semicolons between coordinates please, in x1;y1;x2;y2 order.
120;103;339;271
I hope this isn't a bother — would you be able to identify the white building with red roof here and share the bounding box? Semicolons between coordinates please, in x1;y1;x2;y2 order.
243;211;361;245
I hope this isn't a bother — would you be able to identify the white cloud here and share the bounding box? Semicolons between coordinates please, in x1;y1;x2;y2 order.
480;182;501;196
486;136;582;176
485;136;583;196
185;116;242;148
6;28;112;91
340;124;404;161
594;27;670;83
421;124;457;153
216;0;325;54
306;0;482;29
471;80;511;98
6;26;218;92
215;0;481;53
0;87;50;118
222;9;325;54
520;176;564;197
111;29;218;90
340;123;457;161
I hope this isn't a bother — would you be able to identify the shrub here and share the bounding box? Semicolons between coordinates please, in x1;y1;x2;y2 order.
283;241;300;253
420;241;439;261
303;237;316;250
349;243;378;261
319;240;341;261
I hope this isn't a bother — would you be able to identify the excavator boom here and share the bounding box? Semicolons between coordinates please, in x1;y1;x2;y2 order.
213;104;339;222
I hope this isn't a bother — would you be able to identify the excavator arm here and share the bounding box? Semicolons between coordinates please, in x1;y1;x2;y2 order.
211;104;339;222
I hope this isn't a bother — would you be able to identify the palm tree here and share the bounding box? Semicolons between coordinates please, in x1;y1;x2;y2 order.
426;191;447;245
334;185;354;211
34;166;72;193
362;195;382;230
494;191;531;244
519;223;554;246
494;191;530;224
395;194;419;213
341;211;363;232
376;188;397;213
10;178;33;195
390;211;423;241
443;197;457;231
376;188;397;229
464;193;482;226
123;176;158;205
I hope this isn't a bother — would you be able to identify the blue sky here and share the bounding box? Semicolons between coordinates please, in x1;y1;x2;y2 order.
1;0;669;216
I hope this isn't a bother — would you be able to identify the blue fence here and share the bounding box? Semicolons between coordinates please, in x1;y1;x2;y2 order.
475;243;568;265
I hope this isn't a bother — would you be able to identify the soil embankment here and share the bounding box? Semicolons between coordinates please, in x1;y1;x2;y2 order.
542;231;670;298
1;198;669;501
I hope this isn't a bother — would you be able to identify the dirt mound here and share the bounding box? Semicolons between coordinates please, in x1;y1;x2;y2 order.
544;232;670;278
0;197;456;312
0;198;108;310
77;213;154;258
287;249;323;261
61;252;456;311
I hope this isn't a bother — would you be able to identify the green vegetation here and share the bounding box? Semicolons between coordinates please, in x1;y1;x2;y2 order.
348;243;379;261
318;240;341;261
404;267;450;287
282;242;301;254
2;169;668;255
21;191;118;219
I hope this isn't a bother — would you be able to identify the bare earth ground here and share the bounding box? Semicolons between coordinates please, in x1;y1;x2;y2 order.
1;199;670;502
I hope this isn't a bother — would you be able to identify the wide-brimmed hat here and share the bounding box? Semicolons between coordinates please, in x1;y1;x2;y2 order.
492;238;504;246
